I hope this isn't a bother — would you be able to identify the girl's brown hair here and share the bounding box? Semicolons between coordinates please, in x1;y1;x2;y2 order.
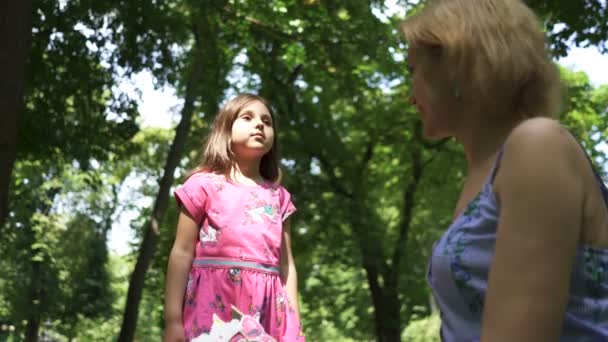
400;0;563;118
188;93;281;182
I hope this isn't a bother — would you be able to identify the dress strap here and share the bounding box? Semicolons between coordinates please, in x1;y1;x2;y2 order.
571;136;608;206
487;145;506;185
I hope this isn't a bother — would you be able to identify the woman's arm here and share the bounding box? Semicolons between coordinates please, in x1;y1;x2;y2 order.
164;209;199;342
481;118;584;341
280;219;300;319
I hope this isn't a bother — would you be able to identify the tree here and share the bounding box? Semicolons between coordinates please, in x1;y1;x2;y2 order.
526;0;608;56
1;0;141;338
1;162;117;341
0;1;34;228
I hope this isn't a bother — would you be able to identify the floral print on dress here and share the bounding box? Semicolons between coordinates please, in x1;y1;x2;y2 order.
200;225;221;246
206;173;227;192
189;318;210;341
185;274;197;307
248;295;269;323
210;294;226;312
269;186;279;195
275;295;287;327
263;247;272;262
443;193;484;316
461;193;481;223
243;192;280;225
208;208;221;218
228;268;242;285
191;306;277;342
584;247;608;323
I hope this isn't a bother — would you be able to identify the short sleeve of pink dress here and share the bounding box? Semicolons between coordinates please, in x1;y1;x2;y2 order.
278;187;296;222
174;173;209;224
174;173;305;342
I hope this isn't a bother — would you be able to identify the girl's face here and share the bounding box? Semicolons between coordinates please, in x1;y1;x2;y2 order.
408;46;460;139
230;100;275;159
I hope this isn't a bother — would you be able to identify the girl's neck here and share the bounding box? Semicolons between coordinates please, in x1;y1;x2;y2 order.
231;157;263;185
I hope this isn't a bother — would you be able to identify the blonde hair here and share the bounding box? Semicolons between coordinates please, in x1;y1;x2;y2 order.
400;0;562;118
188;93;282;183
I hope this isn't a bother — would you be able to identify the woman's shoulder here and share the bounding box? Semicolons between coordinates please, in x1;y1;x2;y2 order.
505;117;579;161
497;117;584;193
509;117;565;139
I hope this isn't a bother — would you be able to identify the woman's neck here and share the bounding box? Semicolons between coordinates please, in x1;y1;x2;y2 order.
457;114;522;169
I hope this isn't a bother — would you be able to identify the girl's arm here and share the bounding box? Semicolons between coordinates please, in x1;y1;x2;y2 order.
164;209;199;341
280;219;300;319
481;119;583;341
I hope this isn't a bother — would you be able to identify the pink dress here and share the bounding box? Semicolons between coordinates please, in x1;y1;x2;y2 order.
174;172;305;341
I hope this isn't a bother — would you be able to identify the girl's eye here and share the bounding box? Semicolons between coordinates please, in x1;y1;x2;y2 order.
242;115;251;121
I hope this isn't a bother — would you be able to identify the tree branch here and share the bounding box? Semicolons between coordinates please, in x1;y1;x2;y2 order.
391;147;422;271
214;3;301;42
389;122;425;280
312;152;352;198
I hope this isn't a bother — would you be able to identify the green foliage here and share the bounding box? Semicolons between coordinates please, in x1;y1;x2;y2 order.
559;67;608;172
401;314;441;342
526;0;608;56
70;254;130;340
21;0;140;169
1;159;126;339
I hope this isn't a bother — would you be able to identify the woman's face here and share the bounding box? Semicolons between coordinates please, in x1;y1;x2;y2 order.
407;46;460;139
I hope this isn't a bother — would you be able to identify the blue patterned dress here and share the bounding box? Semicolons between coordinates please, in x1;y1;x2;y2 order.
428;146;608;341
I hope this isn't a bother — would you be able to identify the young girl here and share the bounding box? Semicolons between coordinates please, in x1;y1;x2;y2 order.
163;93;305;342
401;0;608;341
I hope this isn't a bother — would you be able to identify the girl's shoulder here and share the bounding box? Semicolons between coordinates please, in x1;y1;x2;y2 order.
186;170;224;181
269;183;294;202
181;171;227;190
267;180;288;192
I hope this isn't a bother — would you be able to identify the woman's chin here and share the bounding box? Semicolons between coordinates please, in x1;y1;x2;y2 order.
422;125;449;141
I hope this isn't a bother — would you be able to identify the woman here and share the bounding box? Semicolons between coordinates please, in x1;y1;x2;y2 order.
401;0;608;340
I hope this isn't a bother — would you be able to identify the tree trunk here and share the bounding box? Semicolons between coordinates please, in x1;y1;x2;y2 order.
23;315;40;342
117;51;204;342
354;208;402;342
361;257;403;342
355;137;424;341
0;0;33;228
23;187;59;342
24;260;41;342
